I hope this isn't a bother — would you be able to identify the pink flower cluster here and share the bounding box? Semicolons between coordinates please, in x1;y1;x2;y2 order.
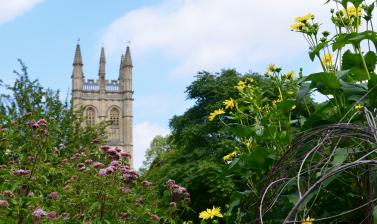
142;180;153;187
120;165;139;183
28;118;47;129
0;200;9;207
96;160;139;183
165;179;190;202
12;169;31;176
100;145;131;160
32;207;58;220
49;192;58;200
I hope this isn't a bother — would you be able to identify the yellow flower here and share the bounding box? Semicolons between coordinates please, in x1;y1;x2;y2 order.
223;98;236;109
321;53;333;66
272;98;282;106
210;207;223;219
344;6;362;17
291;105;297;110
243;139;254;150
355;104;364;110
295;13;314;23
302;216;314;224
208;108;225;121
199;207;223;220
285;71;295;80
235;80;246;92
199;211;211;220
291;22;305;31
223;151;237;161
245;77;255;84
266;64;277;73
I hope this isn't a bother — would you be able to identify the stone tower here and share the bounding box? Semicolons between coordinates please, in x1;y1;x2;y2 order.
71;43;134;166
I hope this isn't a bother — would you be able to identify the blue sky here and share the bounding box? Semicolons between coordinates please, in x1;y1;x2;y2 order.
0;0;336;168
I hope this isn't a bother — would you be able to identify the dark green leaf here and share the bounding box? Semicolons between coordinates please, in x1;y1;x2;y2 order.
331;149;349;166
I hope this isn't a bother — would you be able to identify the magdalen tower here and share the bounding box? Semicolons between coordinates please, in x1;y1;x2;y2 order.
71;43;134;166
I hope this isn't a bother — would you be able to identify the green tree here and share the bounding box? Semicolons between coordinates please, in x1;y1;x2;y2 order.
139;135;170;174
144;69;256;221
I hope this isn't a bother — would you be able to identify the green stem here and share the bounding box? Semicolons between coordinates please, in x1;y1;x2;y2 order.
316;53;327;71
357;46;371;80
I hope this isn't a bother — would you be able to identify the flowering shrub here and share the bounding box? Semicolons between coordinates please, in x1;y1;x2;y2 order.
0;63;190;223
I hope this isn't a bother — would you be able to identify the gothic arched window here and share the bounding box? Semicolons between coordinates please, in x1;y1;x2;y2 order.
109;108;120;143
85;107;96;126
110;108;120;126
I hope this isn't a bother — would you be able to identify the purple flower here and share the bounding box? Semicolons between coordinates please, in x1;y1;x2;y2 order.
100;145;111;152
77;163;86;171
47;211;57;219
93;162;104;168
120;151;131;159
85;159;93;164
106;148;118;156
12;169;31;176
37;118;47;126
109;160;120;167
121;187;131;193
0;200;9;207
142;180;153;187
2;190;14;198
98;169;107;176
106;166;116;174
165;179;176;189
32;207;47;218
28;120;39;129
49;192;58;200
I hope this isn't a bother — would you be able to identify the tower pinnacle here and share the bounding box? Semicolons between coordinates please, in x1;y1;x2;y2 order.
123;46;132;67
73;44;83;66
98;46;106;80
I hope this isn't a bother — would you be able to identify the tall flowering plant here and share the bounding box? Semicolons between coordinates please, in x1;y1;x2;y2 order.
0;63;190;223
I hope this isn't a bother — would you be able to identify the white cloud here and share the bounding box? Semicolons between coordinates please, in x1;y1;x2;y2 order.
102;0;335;77
0;0;42;26
133;122;170;170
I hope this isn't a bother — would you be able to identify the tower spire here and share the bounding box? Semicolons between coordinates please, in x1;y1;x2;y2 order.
98;47;106;89
123;46;132;68
73;43;83;66
71;43;84;105
98;46;106;79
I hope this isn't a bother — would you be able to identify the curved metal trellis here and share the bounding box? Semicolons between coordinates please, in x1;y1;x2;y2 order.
254;122;377;224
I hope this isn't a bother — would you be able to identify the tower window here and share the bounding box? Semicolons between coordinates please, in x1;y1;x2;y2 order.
109;108;120;143
86;107;96;126
110;108;120;126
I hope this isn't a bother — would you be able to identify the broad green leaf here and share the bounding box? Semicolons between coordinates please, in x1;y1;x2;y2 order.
339;80;367;100
277;99;296;113
306;72;340;95
332;149;349;166
226;124;254;138
333;31;377;51
287;194;299;205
